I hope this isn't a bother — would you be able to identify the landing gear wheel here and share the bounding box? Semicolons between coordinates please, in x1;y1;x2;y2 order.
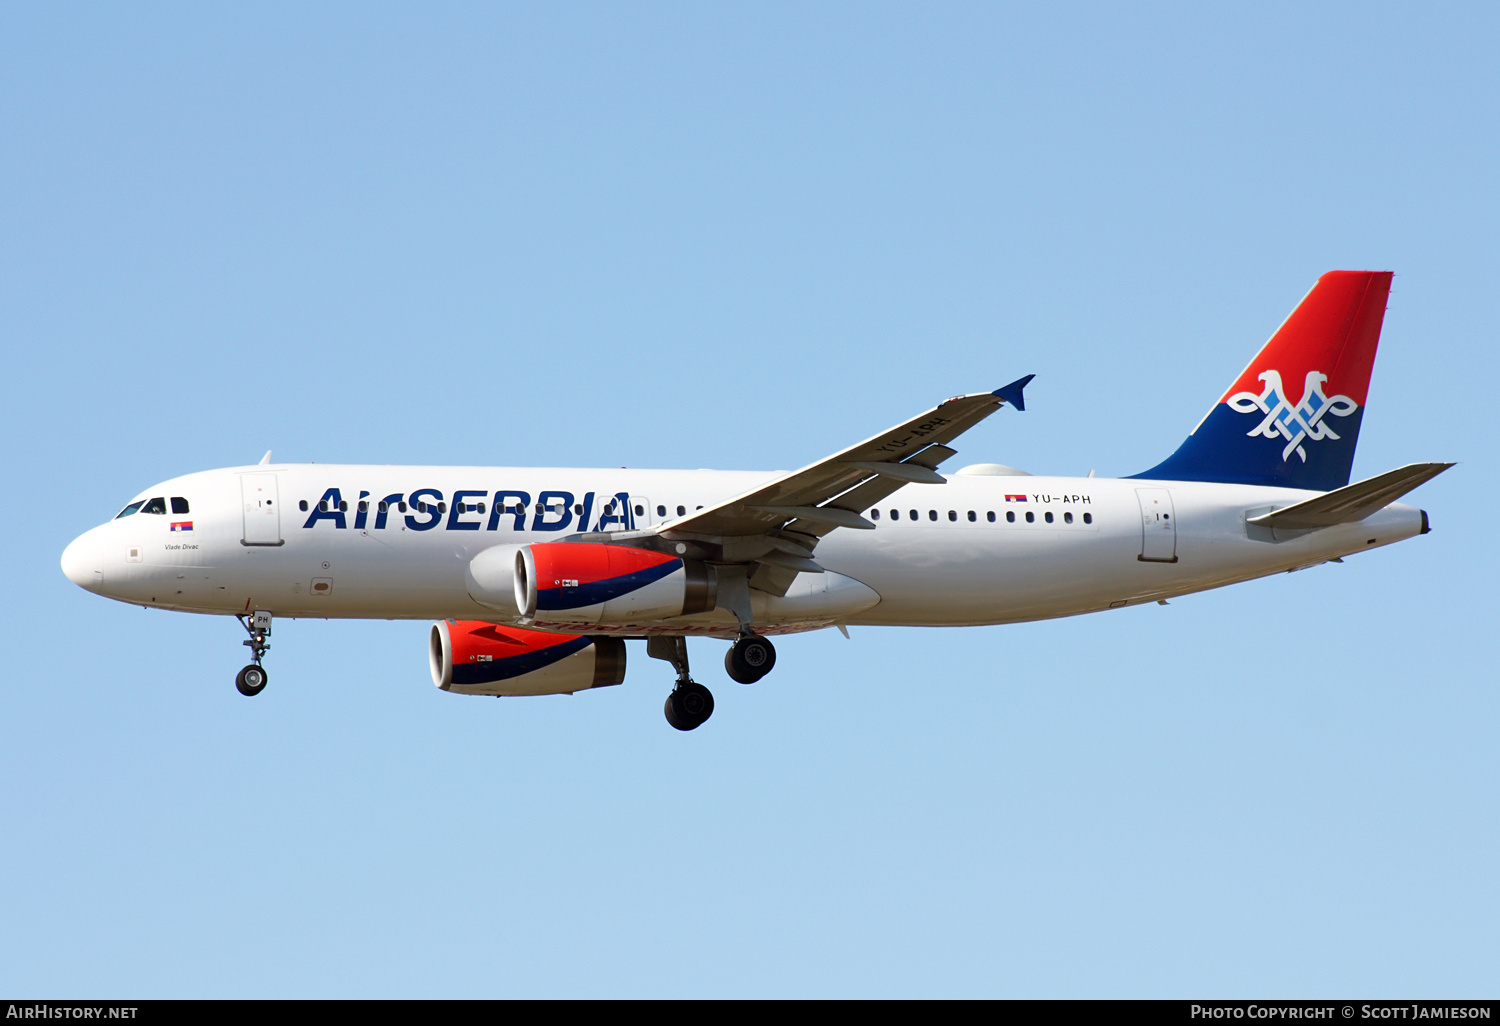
664;681;714;731
236;664;267;697
725;634;776;684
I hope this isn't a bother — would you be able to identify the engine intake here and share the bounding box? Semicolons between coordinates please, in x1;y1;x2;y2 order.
429;619;626;697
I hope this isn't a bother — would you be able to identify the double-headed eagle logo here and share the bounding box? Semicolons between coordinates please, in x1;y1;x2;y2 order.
1226;370;1357;463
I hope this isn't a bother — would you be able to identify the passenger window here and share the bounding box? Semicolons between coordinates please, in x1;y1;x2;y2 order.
319;500;329;512
1006;511;1015;523
170;497;189;514
575;504;584;515
657;505;666;517
438;502;448;514
417;502;427;513
871;509;881;520
634;505;644;517
987;511;995;523
478;503;486;514
909;510;918;521
1083;512;1093;525
1045;511;1054;523
889;509;899;520
1064;511;1073;524
358;500;368;513
115;500;145;519
1025;511;1035;523
299;500;309;512
378;501;388;513
928;510;937;521
141;497;166;515
339;501;348;513
677;505;686;516
967;511;976;522
398;501;408;513
948;510;957;522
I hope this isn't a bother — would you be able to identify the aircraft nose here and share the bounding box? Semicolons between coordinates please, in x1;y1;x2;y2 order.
61;530;104;592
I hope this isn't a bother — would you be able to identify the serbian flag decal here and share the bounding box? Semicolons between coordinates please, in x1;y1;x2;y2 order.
170;521;194;532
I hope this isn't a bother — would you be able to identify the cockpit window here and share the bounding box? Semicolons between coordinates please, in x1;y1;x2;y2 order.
140;497;167;515
171;497;189;514
115;500;146;519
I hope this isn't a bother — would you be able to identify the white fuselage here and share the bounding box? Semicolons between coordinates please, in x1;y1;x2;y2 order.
61;463;1425;635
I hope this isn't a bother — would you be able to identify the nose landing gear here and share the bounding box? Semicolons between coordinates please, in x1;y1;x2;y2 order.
647;636;713;731
235;610;272;696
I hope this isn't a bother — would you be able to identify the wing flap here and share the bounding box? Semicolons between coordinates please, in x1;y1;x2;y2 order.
841;460;946;484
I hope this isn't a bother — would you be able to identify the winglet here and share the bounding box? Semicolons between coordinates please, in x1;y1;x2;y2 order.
258;450;272;465
993;374;1035;412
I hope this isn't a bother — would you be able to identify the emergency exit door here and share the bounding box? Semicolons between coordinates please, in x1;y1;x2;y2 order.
241;474;283;546
1136;488;1177;563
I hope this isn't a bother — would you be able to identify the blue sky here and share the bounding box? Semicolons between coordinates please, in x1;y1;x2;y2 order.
2;2;1495;997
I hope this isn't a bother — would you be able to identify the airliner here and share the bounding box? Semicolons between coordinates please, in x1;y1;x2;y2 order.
61;271;1449;730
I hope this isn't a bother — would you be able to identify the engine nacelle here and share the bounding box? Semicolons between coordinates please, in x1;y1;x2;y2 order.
466;544;528;619
429;619;626;697
467;542;715;626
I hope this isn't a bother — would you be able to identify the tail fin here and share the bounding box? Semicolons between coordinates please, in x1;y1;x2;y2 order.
1132;270;1393;491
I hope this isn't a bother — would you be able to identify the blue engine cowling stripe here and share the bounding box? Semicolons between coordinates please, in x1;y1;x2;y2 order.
452;635;593;685
536;558;681;611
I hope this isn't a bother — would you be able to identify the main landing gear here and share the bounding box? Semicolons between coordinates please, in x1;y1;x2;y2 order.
235;610;272;697
646;632;779;729
648;636;714;731
725;634;776;684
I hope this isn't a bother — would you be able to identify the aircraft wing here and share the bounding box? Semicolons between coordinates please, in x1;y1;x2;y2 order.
1247;462;1454;530
622;375;1033;592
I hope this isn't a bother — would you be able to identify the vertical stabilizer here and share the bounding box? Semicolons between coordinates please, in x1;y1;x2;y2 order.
1132;271;1392;491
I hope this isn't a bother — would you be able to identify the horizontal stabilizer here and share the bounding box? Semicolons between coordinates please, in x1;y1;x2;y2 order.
1247;462;1453;530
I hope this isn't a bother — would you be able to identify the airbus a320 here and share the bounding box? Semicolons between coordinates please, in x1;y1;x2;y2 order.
62;271;1449;730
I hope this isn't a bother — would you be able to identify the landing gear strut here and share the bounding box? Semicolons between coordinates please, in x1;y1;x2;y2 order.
648;636;713;731
714;567;776;685
235;610;272;697
725;633;776;684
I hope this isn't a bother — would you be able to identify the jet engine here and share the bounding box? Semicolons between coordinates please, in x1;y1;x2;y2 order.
429;619;626;697
466;542;716;626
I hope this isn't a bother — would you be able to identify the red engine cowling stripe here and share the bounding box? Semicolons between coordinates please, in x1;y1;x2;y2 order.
529;543;677;588
448;621;592;685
